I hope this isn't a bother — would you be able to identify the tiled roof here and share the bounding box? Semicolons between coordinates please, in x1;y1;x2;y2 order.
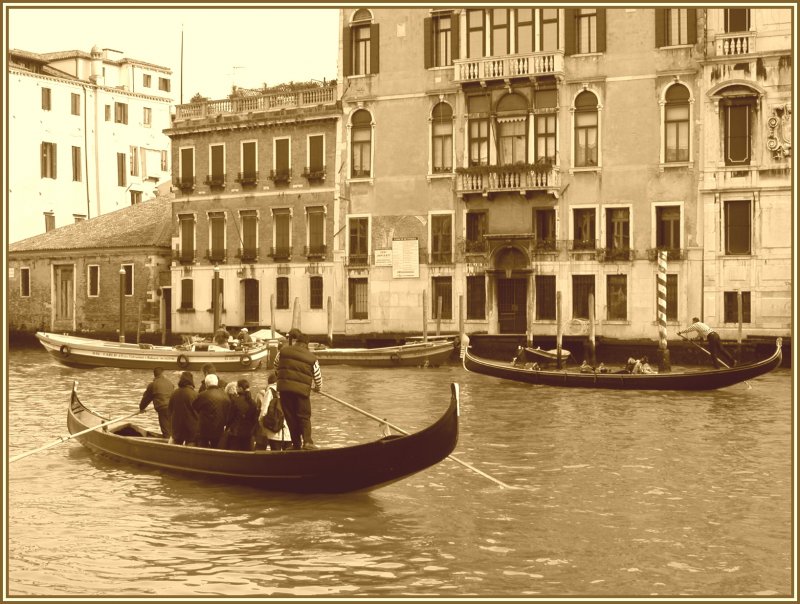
9;199;173;254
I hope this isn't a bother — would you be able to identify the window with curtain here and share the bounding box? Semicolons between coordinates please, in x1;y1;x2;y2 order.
351;9;372;75
468;95;490;166
497;93;528;165
431;102;453;173
606;274;627;320
430;214;452;263
348;278;369;319
432;277;453;320
573;208;596;250
572;274;595;319
665;84;690;162
351;109;372;177
656;206;681;249
574;91;598;167
606;208;630;251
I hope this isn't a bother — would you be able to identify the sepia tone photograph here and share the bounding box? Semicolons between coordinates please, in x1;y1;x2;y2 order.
4;2;795;600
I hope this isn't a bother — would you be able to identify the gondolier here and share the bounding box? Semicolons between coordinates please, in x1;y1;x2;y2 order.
678;317;736;369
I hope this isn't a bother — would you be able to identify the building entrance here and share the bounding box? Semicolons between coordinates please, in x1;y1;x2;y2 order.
497;278;527;334
243;279;259;324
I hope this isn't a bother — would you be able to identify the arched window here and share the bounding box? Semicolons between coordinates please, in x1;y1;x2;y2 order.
351;109;372;177
431;102;453;173
496;93;528;165
665;84;690;162
719;85;758;166
574;91;598;167
346;9;378;76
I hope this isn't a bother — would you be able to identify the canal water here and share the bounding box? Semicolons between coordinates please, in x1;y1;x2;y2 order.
6;347;794;598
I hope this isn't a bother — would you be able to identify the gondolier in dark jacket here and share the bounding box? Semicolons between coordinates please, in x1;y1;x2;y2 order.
678;317;736;368
168;371;199;445
275;328;323;450
139;367;175;438
193;374;232;448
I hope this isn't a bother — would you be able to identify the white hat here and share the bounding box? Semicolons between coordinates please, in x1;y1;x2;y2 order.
204;374;219;387
241;327;248;332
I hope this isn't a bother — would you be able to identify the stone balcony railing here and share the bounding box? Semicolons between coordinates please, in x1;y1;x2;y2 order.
456;165;561;196
454;52;564;84
715;32;756;56
175;84;337;121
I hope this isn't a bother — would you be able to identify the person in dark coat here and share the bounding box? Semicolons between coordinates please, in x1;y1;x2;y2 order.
193;374;232;448
168;371;199;445
198;363;228;393
139;367;175;437
224;379;259;451
213;324;230;347
275;328;322;450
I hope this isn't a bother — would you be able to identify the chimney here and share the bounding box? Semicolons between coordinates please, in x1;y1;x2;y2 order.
90;45;104;85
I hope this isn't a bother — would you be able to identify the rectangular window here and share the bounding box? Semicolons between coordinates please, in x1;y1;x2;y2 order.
725;9;750;33
310;275;323;310
432;118;453;173
130;146;139;176
158;77;171;92
606;274;627;320
276;277;289;310
467;9;485;58
114;102;128;124
469;118;489;166
240;210;258;261
656;206;681;249
666;8;689;45
724;291;751;323
71;146;82;182
577;9;597;53
466;211;487;253
725;200;751;255
535;114;557;163
44;212;55;232
353;24;371;75
572;274;595;319
210;144;225;184
104;105;111;121
430;214;452;263
657;274;678;321
273;211;291;258
466;275;486;320
535;275;556;320
123;264;134;296
433;13;452;66
665;101;690;162
575;110;598;167
573;208;596;249
161;150;168;172
179;214;195;262
117;152;126;187
352;125;371;177
274;138;290;178
540;8;559;51
724;99;754;166
432;276;453;320
533;209;556;250
143;107;152;127
606;208;630;251
42;87;52;111
490;8;509;56
349;278;369;319
498;119;526;164
307;208;325;254
209;212;226;262
515;8;534;53
180;278;193;310
87;265;99;297
41;142;57;179
349;217;369;263
308;134;324;172
241;141;257;181
20;267;31;297
130;191;142;205
71;93;80;116
143;74;152;87
180;147;194;188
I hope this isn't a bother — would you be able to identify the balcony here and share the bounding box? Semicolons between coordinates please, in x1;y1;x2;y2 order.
531;239;560;258
647;247;686;262
174;176;195;193
173;248;195;265
205;249;227;264
346;253;370;267
599;247;634;262
569;240;602;260
236;171;259;187
204;174;226;189
269;246;292;260
429;250;454;265
237;247;258;262
715;32;756;56
454;52;564;85
302;167;326;182
304;244;327;259
269;169;291;184
456;162;560;198
462;239;488;255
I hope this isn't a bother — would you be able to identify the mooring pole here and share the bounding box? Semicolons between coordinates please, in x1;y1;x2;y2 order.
118;266;126;343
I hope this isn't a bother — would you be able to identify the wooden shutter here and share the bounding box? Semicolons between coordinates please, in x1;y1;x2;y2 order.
211;145;224;178
596;9;606;53
343;27;352;77
309;135;324;172
655;8;666;48
687;9;697;44
451;11;460;60
564;9;576;56
41;142;46;178
424;17;433;68
370;23;380;74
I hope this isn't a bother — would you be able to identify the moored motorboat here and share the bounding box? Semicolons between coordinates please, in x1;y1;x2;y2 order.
36;331;272;372
309;339;456;367
66;381;460;493
462;336;782;390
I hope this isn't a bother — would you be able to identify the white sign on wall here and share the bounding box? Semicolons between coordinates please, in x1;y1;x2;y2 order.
374;249;392;267
392;238;419;279
9;268;15;279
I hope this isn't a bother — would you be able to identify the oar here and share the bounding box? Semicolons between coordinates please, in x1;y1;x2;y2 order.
317;389;517;490
10;409;142;463
677;333;751;388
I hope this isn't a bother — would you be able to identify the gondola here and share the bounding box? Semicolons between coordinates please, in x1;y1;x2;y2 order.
66;381;460;493
309;339;456;367
462;336;782;390
36;331;272;372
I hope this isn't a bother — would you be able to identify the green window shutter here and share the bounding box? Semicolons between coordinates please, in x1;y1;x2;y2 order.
424;17;432;68
564;9;576;56
451;12;460;60
343;27;352;77
370;23;380;74
655;8;666;48
687;9;697;44
596;9;607;53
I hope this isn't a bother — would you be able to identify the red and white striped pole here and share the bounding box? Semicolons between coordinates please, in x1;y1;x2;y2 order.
657;250;671;372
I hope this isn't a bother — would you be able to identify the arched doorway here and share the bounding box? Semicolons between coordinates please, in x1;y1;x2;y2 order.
492;246;530;334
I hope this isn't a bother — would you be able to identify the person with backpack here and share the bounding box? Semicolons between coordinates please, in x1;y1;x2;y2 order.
255;372;291;451
275;328;322;450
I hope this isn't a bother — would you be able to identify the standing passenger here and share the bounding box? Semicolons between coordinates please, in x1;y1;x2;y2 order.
139;367;175;438
193;374;231;448
168;371;199;445
198;363;228;393
275;328;322;450
224;380;258;451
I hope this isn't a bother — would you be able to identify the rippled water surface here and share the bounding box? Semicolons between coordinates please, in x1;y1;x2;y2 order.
6;348;794;598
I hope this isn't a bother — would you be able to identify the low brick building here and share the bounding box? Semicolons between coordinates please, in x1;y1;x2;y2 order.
8;198;173;341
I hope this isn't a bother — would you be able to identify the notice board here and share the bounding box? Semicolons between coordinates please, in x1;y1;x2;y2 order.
391;238;419;279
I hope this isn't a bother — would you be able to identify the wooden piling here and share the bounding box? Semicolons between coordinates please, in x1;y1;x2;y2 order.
327;295;333;346
423;289;428;343
556;291;562;369
436;296;443;336
587;293;596;366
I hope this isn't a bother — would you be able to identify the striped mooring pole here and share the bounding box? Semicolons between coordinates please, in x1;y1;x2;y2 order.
657;250;671;372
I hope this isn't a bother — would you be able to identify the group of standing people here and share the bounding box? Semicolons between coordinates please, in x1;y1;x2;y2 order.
139;327;322;452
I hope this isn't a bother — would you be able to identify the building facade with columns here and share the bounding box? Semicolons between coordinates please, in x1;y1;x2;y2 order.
8;46;174;243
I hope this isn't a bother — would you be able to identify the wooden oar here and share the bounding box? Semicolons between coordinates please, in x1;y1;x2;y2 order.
10;409;142;463
317;389;517;490
677;333;751;388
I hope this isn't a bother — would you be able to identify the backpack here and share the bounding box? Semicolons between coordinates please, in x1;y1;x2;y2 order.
261;386;285;433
